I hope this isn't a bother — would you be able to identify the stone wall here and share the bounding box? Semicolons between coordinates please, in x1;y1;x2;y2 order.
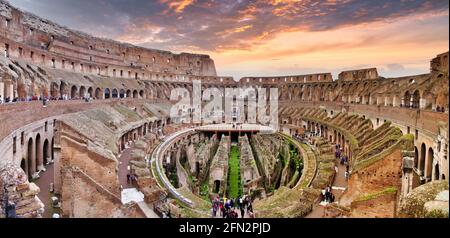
0;0;217;77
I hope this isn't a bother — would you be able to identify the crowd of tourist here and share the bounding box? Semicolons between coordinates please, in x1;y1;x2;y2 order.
211;195;254;218
334;144;350;181
0;94;96;105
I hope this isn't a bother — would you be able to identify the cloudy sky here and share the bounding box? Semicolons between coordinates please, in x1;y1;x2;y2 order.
8;0;449;79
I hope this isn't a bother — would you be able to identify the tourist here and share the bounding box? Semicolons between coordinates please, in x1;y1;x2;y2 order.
212;204;217;217
0;95;3;104
247;201;253;213
345;171;349;181
335;165;339;173
126;174;131;184
240;206;245;218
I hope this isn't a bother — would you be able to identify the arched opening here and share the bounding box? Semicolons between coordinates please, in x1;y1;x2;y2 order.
60;82;67;99
434;164;440;181
35;134;42;171
426;147;434;180
214;180;221;193
87;87;93;98
104;88;111;99
50;82;59;98
43;139;49;165
412;90;420;109
195;162;200;177
27;138;34;178
126;90;131;98
414;146;419;169
133;90;138;98
139;90;144;98
112;89;118;98
20;158;27;178
79;86;86;99
95;88;102;99
404;91;411;107
119;89;125;98
420;143;426;173
51;137;54;161
70;85;78;99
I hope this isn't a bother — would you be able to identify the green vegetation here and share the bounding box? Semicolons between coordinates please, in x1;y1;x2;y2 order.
355;187;397;202
227;146;243;198
168;166;179;188
199;181;210;201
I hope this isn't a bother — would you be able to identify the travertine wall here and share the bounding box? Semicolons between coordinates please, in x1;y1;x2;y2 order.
0;0;217;78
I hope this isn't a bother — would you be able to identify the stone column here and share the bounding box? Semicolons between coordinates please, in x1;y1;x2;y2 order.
10;84;14;99
392;96;398;107
401;152;415;203
419;98;426;109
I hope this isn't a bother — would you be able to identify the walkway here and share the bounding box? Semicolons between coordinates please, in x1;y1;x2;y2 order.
118;144;135;189
196;123;276;134
35;163;55;218
305;147;348;218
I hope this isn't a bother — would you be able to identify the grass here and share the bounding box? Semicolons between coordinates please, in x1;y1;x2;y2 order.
355;187;397;202
227;146;243;198
199;181;210;201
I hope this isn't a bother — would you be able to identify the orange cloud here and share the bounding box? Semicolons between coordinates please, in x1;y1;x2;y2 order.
160;0;194;13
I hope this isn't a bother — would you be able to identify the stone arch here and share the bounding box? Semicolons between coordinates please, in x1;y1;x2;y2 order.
426;147;434;180
104;88;111;99
95;88;102;99
404;91;411;107
126;89;132;98
79;86;86;98
70;85;78;99
20;158;27;176
87;87;93;98
139;90;144;98
43;139;50;165
51;137;54;161
412;90;420;108
112;89;118;98
27;137;34;178
35;133;42;171
60;81;67;98
420;143;426;173
50;82;59;98
414;146;419;169
214;180;221;193
119;89;125;98
434;163;440;181
133;90;138;98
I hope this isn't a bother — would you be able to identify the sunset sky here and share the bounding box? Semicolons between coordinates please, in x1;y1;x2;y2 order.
9;0;449;79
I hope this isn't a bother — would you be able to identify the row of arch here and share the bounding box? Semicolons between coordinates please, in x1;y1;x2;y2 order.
276;80;445;111
119;120;165;152
50;81;144;100
414;143;444;182
305;121;352;160
21;133;54;180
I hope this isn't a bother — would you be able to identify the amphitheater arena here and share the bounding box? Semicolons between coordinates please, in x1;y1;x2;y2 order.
0;1;448;218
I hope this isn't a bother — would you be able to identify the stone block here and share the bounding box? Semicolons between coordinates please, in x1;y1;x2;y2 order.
21;183;40;197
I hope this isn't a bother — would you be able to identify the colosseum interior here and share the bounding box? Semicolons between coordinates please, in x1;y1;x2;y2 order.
0;0;448;218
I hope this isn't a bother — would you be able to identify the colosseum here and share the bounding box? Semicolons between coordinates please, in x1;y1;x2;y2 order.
0;0;448;218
